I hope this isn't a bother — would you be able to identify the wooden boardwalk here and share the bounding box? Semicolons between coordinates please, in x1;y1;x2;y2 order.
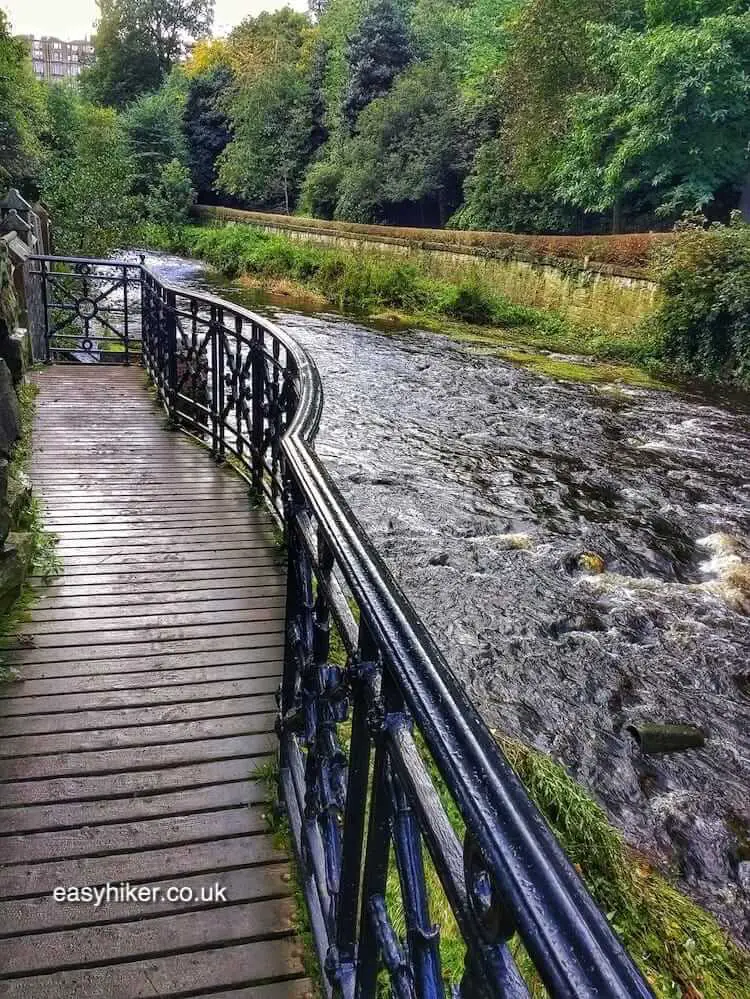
0;367;310;999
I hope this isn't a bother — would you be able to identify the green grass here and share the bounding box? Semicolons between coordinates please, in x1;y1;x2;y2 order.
253;758;324;998
0;381;61;684
258;600;750;998
137;222;666;385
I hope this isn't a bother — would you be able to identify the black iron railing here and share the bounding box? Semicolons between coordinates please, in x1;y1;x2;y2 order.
29;255;654;999
27;255;143;364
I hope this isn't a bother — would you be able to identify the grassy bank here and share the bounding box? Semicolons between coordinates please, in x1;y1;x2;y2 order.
255;731;750;999
0;381;61;683
139;223;667;385
254;614;750;998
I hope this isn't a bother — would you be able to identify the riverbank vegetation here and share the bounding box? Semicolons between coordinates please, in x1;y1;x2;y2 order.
0;380;61;684
4;2;750;385
255;734;750;999
140;221;667;379
70;0;750;237
6;1;750;240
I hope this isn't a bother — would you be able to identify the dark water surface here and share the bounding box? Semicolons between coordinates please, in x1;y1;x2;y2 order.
141;251;750;941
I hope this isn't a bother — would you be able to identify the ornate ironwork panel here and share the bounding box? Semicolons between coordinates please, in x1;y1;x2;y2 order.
27;255;142;364
31;253;655;999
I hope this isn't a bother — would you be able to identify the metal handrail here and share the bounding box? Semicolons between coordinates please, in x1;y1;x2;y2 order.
29;254;654;999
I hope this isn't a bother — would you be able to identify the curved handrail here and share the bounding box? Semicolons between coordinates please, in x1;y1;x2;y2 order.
30;254;653;999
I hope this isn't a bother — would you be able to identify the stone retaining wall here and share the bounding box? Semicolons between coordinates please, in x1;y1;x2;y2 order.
0;192;39;614
195;205;663;332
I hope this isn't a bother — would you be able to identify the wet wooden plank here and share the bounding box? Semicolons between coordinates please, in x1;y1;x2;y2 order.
0;712;275;757
0;366;301;996
29;566;285;590
2;898;296;975
23;601;286;634
0;780;266;836
3;806;271;864
0;864;293;934
6;650;282;681
0;619;284;650
30;586;286;615
0;941;307;998
3;634;285;666
0;678;280;716
0;696;277;737
0;833;284;899
0;662;280;697
0;732;276;780
0;756;271;807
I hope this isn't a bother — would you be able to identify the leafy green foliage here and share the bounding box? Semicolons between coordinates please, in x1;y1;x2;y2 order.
342;0;413;129
215;11;319;213
217;66;316;213
0;11;46;188
650;215;750;386
227;8;310;82
146;158;196;224
40;100;137;255
0;243;18;342
81;3;162;108
82;0;214;108
451;138;588;233
556;13;750;217
183;65;231;197
123;86;188;195
333;64;468;225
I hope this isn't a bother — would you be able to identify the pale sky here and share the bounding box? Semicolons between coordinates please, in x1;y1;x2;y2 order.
1;0;306;39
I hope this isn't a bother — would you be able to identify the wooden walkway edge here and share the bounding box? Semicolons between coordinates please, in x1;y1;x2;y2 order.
0;367;311;999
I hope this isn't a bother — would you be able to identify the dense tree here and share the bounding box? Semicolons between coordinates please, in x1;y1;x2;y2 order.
555;13;750;218
81;2;162;108
216;9;319;212
0;11;46;188
146;158;196;222
40;101;137;255
342;0;412;128
83;0;214;107
183;65;232;199
15;0;750;241
123;86;188;195
227;9;310;82
334;65;468;224
500;0;634;192
451;139;588;233
217;66;314;213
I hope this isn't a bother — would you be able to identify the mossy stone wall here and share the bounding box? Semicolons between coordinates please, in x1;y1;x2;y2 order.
0;241;31;613
195;205;663;332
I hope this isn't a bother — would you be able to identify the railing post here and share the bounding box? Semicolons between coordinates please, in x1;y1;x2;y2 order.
355;737;393;999
335;623;378;999
122;263;130;366
212;305;225;462
40;259;50;363
164;287;178;424
251;322;265;498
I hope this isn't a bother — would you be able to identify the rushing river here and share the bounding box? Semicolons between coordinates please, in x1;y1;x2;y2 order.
140;251;750;942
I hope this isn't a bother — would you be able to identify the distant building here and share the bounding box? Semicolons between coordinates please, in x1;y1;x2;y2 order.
20;36;95;84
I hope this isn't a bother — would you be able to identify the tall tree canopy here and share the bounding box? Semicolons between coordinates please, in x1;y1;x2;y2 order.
555;12;750;217
335;64;468;224
216;10;318;213
83;0;214;107
11;0;750;236
342;0;412;129
0;11;45;188
183;65;232;198
123;85;188;194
